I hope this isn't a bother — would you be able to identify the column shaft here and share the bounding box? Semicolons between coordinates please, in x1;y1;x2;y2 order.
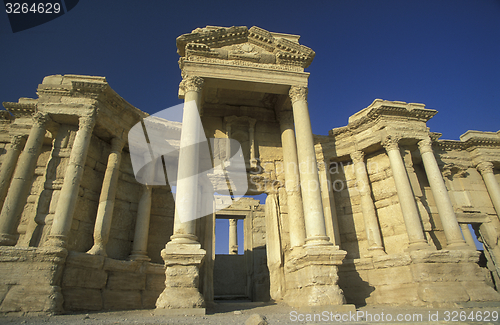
88;138;124;256
289;86;330;246
0;135;25;207
318;161;341;246
278;110;306;248
383;136;429;250
460;223;477;250
418;139;467;249
477;162;500;216
351;151;385;255
130;185;152;261
0;113;49;245
229;219;238;254
170;76;204;244
45;114;96;247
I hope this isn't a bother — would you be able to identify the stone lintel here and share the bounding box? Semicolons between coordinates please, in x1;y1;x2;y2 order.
161;243;206;267
409;249;480;264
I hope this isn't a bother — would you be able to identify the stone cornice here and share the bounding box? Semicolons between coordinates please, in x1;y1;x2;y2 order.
2;102;36;118
329;100;437;137
0;110;13;121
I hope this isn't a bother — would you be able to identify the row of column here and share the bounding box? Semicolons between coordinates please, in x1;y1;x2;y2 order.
379;136;468;251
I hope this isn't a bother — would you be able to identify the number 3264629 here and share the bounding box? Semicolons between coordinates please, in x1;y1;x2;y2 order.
5;3;61;14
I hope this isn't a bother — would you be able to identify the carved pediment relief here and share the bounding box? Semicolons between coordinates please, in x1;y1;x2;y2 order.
176;26;315;70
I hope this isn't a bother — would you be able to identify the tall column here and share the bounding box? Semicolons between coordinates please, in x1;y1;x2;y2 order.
278;110;306;248
318;161;341;246
169;76;204;245
351;150;386;255
87;137;125;256
225;123;232;162
477;161;500;216
382;136;430;250
0;135;25;207
229;219;238;254
45;113;96;247
0;113;49;246
418;138;468;249
289;86;330;247
249;118;257;168
129;185;152;261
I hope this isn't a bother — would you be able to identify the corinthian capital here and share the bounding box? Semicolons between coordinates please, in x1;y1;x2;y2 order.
79;113;97;131
289;86;308;103
382;136;400;152
476;161;494;175
111;137;125;153
9;135;26;150
350;150;365;164
180;76;204;93
417;138;433;154
32;112;50;126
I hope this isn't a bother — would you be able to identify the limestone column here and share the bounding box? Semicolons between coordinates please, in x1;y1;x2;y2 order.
351;150;386;255
169;76;204;245
477;161;500;216
225;123;232;162
0;113;49;246
278;110;306;248
318;161;341;246
382;136;430;250
229;219;238;254
0;135;25;207
45;113;96;247
460;223;477;250
156;76;206;311
87;137;125;256
249;118;257;168
418;138;468;249
289;86;330;246
129;185;152;261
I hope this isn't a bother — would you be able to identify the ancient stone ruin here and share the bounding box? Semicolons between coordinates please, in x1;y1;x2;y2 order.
0;26;499;314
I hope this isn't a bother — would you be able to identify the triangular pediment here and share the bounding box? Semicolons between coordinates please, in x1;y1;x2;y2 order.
176;26;315;69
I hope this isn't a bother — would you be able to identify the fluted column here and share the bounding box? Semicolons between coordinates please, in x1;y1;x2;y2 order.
382;136;430;250
477;162;500;217
351;150;386;255
278;110;306;248
170;76;204;245
0;135;25;207
87;137;125;256
0;113;49;246
289;86;331;247
45;113;96;247
418;138;468;249
129;185;153;261
229;219;238;254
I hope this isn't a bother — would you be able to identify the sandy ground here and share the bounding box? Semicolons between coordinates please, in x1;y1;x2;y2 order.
1;301;500;324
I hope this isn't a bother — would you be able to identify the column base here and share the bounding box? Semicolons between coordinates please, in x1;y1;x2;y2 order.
284;246;346;307
155;241;206;310
170;234;200;245
446;241;473;251
0;233;17;246
87;243;107;256
304;235;332;247
406;241;433;252
366;246;387;257
43;235;67;248
129;251;151;262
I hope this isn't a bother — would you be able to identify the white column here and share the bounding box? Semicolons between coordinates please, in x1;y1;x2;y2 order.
45;113;96;247
0;113;49;246
289;86;331;246
229;219;238;254
351;150;386;255
278;110;306;248
87;137;125;256
382;136;430;250
170;76;204;245
0;135;25;207
477;161;500;217
418;138;468;249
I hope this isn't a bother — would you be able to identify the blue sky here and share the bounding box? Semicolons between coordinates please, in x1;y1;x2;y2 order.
1;1;496;253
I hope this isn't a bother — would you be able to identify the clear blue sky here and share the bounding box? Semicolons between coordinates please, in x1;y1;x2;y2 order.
1;1;496;253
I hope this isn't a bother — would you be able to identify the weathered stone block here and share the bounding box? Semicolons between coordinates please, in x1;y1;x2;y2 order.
62;287;103;311
461;281;500;302
411;262;484;283
0;285;63;313
107;272;146;291
102;289;142;310
368;266;412;286
62;267;107;289
372;283;419;305
142;290;162;309
417;283;469;303
66;251;105;270
146;273;165;291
